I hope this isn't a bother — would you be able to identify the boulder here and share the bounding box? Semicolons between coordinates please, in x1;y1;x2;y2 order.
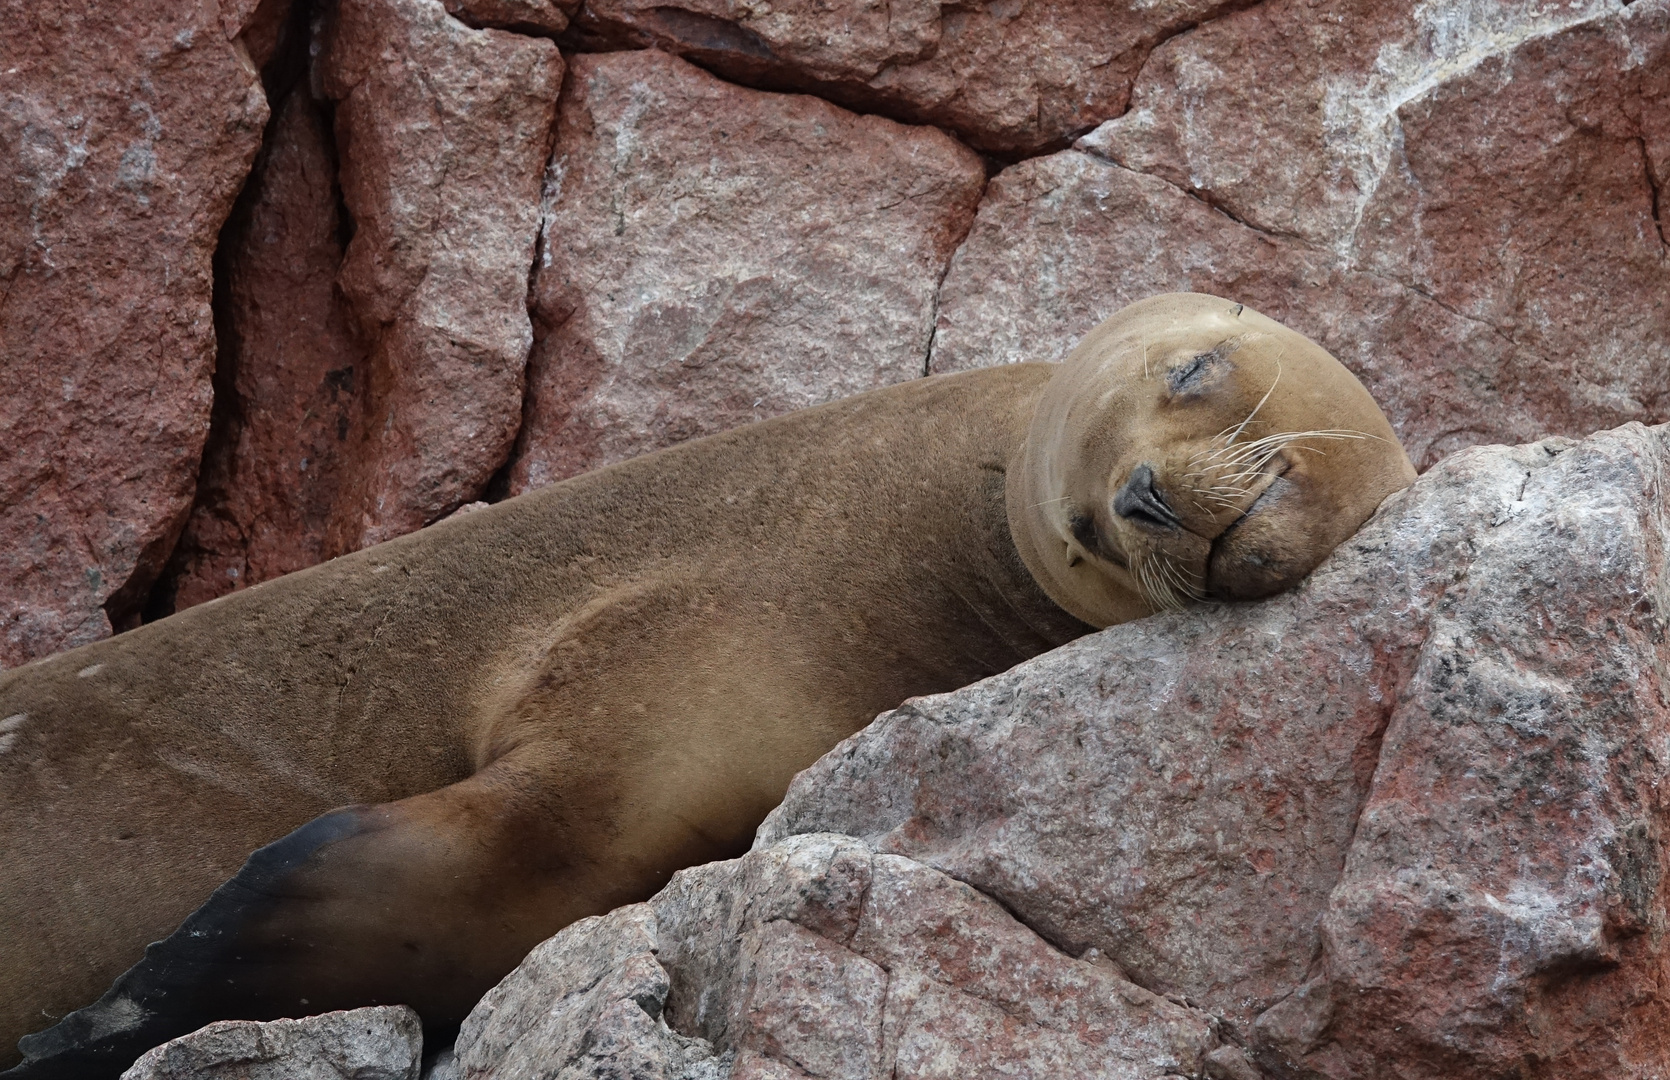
120;1006;421;1080
933;0;1670;470
318;0;563;549
566;0;1248;156
456;420;1670;1077
504;49;983;493
0;0;272;665
456;836;1222;1079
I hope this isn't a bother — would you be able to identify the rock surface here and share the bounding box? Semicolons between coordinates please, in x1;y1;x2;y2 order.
12;0;1669;662
933;0;1670;470
0;0;271;664
453;420;1670;1077
120;1006;421;1080
156;86;368;613
456;835;1222;1079
318;0;563;549
504;49;983;492
568;0;1246;156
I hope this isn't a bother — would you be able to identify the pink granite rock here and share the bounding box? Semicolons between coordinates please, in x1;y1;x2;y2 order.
568;0;1248;156
457;835;1224;1078
761;423;1670;1075
443;0;574;35
158;87;369;613
0;0;270;666
937;0;1670;470
504;49;983;493
318;0;562;548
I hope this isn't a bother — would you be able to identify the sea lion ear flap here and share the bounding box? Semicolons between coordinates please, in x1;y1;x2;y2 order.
6;754;572;1080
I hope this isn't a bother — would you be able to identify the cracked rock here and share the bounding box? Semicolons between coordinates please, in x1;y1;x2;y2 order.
0;0;271;665
156;85;370;613
120;1006;421;1080
456;835;1216;1079
568;0;1248;156
318;0;563;549
936;0;1670;470
504;49;983;493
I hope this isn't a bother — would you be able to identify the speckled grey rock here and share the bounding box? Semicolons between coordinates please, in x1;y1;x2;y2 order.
119;1006;421;1080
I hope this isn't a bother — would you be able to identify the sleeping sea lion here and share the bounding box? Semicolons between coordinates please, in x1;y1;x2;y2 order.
0;294;1417;1076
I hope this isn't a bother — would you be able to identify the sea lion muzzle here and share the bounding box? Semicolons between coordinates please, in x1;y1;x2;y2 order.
1203;474;1314;601
1111;464;1184;531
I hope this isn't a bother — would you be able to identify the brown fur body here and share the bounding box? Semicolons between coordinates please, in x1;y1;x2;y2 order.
0;295;1417;1077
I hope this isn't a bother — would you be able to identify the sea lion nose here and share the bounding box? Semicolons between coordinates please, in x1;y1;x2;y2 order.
1113;464;1183;530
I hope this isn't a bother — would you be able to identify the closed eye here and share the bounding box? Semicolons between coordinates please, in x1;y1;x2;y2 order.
1167;339;1238;395
1170;354;1209;389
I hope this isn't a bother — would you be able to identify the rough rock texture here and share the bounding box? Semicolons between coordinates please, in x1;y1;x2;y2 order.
0;0;271;665
455;421;1670;1077
318;0;562;548
933;0;1670;470
120;1006;421;1080
505;49;984;492
156;86;368;613
567;0;1248;156
445;0;574;35
456;835;1224;1079
17;0;1668;661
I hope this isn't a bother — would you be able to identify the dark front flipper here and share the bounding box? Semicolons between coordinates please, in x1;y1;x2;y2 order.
5;752;602;1080
3;810;364;1079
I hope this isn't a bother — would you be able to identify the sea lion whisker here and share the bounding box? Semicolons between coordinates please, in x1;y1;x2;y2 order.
1222;354;1283;448
1159;555;1202;603
1137;555;1177;612
1221;429;1371;459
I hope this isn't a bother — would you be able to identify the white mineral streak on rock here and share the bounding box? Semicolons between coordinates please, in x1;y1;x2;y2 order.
120;1006;422;1080
1323;0;1620;254
938;1;1669;472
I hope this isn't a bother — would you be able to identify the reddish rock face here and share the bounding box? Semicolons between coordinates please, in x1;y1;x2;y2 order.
319;0;562;549
0;0;271;666
157;89;368;614
568;0;1248;156
762;425;1670;1077
935;0;1670;470
505;49;984;493
456;837;1228;1078
444;0;575;35
443;422;1670;1076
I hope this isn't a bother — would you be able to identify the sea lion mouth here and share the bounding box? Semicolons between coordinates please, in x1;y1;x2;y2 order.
1212;475;1282;550
1202;462;1292;599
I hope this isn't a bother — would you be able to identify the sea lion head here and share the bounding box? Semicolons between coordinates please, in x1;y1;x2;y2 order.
1009;292;1418;628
